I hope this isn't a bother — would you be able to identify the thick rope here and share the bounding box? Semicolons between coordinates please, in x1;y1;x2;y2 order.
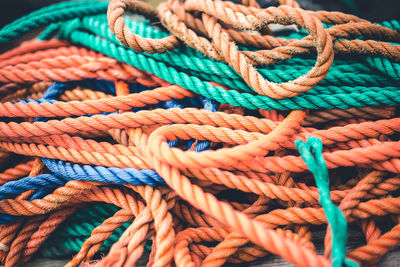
0;0;399;266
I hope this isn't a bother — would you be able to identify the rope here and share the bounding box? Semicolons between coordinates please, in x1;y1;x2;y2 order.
0;0;399;266
53;17;400;110
295;137;357;267
39;204;138;258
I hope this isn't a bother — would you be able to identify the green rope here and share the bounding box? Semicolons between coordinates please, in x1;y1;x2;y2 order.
0;1;108;43
72;15;398;90
295;137;359;267
39;204;152;258
0;0;398;262
51;12;400;110
1;1;400;110
58;27;400;111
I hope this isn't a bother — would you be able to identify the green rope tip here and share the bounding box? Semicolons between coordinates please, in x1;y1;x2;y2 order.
295;137;359;267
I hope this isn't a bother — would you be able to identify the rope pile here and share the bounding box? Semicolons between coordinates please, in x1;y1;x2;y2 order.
0;0;399;266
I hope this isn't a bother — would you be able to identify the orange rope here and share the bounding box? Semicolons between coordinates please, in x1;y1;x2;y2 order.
0;44;168;87
0;0;399;264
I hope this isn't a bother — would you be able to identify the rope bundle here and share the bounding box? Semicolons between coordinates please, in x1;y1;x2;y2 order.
0;0;399;266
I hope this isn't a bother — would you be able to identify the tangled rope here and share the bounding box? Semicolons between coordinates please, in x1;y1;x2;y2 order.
0;0;399;266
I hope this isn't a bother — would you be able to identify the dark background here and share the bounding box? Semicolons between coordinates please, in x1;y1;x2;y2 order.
0;0;399;29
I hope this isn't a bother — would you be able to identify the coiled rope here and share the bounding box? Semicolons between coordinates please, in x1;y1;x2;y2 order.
0;0;398;266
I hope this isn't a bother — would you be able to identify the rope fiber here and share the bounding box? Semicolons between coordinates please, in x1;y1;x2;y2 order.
0;0;399;266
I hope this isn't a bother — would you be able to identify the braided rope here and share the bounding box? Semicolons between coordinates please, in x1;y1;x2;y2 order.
0;0;399;266
107;0;179;53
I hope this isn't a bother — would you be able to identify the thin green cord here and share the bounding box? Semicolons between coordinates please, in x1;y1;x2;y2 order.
295;137;359;267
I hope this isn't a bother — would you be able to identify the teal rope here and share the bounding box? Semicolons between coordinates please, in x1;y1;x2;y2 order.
295;137;359;267
0;1;108;43
73;15;397;90
40;203;152;258
365;56;400;80
40;222;132;257
55;28;400;111
1;1;400;111
380;20;400;32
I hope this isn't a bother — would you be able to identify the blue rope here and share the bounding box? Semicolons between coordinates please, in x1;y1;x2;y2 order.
0;79;219;223
42;158;164;186
0;162;166;223
0;174;66;200
0;162;165;202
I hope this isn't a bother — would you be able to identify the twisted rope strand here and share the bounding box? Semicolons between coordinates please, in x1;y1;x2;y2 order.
0;0;399;265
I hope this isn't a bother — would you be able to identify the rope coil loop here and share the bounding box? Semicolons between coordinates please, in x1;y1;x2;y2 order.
0;0;400;266
183;1;334;98
107;0;180;53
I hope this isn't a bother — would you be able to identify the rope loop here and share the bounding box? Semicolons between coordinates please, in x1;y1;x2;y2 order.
184;0;334;98
107;0;180;53
0;0;400;266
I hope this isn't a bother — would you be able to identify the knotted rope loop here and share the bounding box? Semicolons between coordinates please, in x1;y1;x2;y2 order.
185;1;334;98
107;0;180;53
1;0;400;265
146;110;305;170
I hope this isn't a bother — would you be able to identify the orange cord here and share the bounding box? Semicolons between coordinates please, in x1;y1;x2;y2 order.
0;0;399;264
